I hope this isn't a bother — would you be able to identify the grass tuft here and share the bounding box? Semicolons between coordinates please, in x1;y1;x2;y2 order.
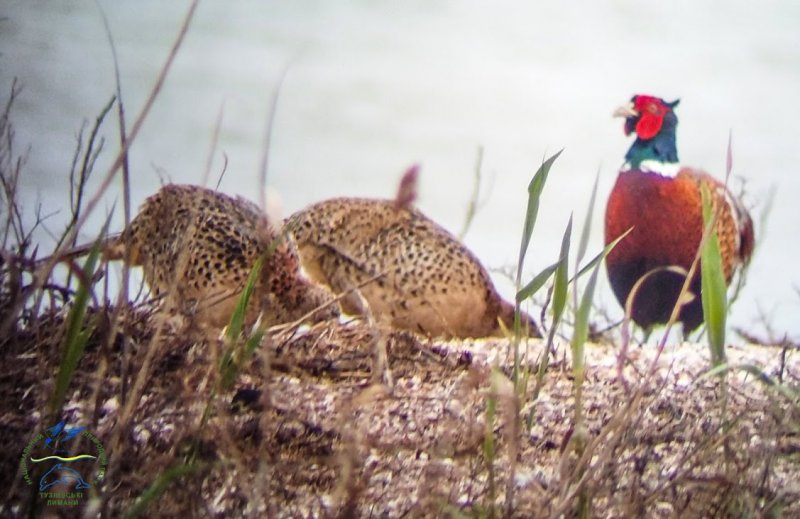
49;221;109;419
219;255;265;390
700;182;728;366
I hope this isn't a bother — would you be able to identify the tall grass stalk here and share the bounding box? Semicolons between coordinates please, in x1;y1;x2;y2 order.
61;96;116;254
0;79;23;251
218;256;265;388
510;152;566;451
568;246;607;519
700;182;728;366
98;1;134;304
61;7;203;504
257;60;293;213
512;150;562;379
518;217;571;433
566;172;599;517
97;3;140;414
563;174;623;517
550;217;573;336
701;134;738;367
184;256;265;466
48;223;108;419
496;151;562;514
573;170;599;311
202;102;226;188
537;218;571;362
458;146;484;239
515;151;562;290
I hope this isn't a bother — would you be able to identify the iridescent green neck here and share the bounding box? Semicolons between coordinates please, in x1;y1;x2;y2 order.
625;111;679;171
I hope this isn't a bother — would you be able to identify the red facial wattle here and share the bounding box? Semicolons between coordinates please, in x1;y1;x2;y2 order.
626;95;669;140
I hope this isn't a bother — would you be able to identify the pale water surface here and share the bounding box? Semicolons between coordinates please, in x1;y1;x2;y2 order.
1;1;798;339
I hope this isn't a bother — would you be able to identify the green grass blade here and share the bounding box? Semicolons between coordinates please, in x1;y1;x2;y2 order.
575;168;600;270
516;150;563;284
572;227;633;282
244;328;265;358
220;255;264;389
529;215;572;398
525;218;571;431
516;261;559;302
552;215;573;325
569;234;613;519
700;183;728;365
571;257;602;374
571;220;617;408
224;255;264;342
49;223;108;416
512;150;562;390
569;245;603;463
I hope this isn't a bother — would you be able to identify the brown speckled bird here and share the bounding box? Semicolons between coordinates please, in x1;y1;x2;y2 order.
286;197;539;338
105;184;338;330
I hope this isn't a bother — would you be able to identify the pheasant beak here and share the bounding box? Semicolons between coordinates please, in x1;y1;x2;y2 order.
613;102;638;118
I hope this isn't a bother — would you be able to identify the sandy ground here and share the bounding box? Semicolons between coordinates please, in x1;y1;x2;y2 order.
1;307;798;518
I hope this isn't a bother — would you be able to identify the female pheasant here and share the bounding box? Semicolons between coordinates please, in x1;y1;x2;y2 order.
286;197;539;339
604;95;755;333
104;184;338;331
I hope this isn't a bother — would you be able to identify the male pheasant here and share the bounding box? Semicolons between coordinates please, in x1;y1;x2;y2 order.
604;95;755;332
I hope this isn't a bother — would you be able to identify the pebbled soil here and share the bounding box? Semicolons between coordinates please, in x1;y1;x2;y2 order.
1;304;798;518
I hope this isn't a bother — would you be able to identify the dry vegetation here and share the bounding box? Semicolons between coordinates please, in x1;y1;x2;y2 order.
1;304;798;517
2;6;800;516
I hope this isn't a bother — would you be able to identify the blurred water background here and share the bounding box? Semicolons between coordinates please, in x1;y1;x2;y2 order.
1;0;798;339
